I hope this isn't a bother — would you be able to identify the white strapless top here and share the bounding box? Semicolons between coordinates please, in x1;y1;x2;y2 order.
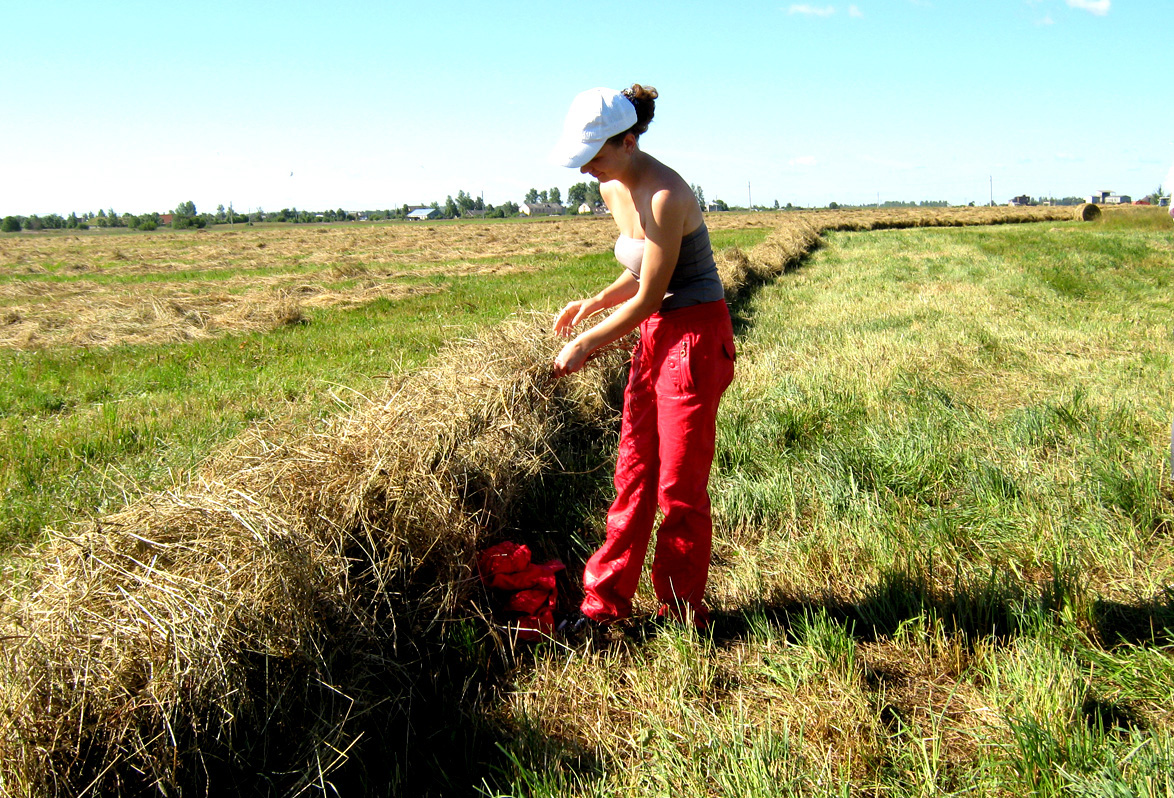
612;224;723;311
614;234;645;273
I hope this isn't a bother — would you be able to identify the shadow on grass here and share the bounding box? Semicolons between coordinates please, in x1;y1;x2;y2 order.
708;566;1174;651
1092;591;1174;647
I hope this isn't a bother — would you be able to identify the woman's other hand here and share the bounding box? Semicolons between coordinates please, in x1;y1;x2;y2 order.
552;338;589;378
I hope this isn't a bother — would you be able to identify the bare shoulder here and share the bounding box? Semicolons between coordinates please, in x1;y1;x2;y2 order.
600;179;637;233
599;179;623;206
647;163;703;231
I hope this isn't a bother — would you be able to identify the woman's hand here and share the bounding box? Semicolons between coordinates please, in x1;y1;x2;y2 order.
553;298;597;337
552;338;589;378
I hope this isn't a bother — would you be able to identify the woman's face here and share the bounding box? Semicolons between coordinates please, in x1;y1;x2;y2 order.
580;139;630;182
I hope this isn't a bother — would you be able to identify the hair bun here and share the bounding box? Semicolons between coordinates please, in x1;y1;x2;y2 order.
622;84;657;136
629;83;658;101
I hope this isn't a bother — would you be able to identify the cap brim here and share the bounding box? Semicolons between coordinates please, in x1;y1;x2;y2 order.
548;135;604;169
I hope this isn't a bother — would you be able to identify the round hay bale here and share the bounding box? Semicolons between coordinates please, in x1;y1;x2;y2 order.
1076;203;1101;222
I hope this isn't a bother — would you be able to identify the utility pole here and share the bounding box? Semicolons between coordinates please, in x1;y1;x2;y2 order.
748;181;752;210
989;175;994;207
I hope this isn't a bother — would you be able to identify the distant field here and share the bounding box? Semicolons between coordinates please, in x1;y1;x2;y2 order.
0;215;770;349
0;215;771;549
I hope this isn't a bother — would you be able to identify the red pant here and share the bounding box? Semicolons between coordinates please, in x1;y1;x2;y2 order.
581;299;736;625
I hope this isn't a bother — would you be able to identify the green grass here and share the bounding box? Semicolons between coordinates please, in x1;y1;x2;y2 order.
0;261;322;287
496;214;1174;796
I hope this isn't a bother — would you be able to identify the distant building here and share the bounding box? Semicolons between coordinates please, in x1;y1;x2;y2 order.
1159;196;1171;207
407;208;440;221
1088;190;1131;205
1008;195;1031;206
519;202;565;216
577;202;608;215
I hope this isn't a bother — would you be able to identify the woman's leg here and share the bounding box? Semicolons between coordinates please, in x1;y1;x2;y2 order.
581;336;661;622
649;305;735;625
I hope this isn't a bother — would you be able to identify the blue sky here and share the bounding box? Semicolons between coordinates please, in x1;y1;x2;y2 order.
3;0;1172;217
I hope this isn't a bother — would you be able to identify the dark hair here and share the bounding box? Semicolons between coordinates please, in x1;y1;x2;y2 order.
607;83;658;145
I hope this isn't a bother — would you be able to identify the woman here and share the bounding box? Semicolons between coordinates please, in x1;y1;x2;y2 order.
548;84;736;629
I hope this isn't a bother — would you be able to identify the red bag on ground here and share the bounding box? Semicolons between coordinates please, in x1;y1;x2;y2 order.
478;541;564;641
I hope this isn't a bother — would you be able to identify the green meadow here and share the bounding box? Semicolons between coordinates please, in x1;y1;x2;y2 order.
496;214;1174;796
1;212;1172;795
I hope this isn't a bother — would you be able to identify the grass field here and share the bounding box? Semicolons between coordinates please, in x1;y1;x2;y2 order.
1;207;1171;796
500;210;1174;796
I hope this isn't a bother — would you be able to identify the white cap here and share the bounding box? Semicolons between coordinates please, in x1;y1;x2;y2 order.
548;87;638;169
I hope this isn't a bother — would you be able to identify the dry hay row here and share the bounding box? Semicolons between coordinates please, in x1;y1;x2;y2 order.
0;272;448;350
0;206;1079;351
1;281;445;349
0;316;631;795
0;219;620;280
0;217;621;351
0;205;1092;795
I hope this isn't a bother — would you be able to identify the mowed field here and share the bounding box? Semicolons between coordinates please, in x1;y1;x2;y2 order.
1;207;1172;796
0;215;771;548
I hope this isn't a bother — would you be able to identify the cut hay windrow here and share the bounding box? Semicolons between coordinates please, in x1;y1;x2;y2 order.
0;205;1089;794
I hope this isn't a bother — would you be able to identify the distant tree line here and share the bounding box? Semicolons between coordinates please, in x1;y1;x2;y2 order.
8;184;1080;233
0;185;603;231
520;181;605;213
1041;196;1099;206
1;209;156;232
0;180;710;230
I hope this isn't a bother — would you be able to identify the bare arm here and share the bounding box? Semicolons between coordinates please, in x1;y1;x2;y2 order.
552;270;640;336
552;189;685;377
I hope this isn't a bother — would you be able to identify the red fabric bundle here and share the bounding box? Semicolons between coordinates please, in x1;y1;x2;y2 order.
478;541;564;641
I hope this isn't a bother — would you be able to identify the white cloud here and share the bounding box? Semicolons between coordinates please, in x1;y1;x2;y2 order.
1036;14;1054;24
788;4;836;16
1066;0;1110;15
848;4;863;17
789;155;818;166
